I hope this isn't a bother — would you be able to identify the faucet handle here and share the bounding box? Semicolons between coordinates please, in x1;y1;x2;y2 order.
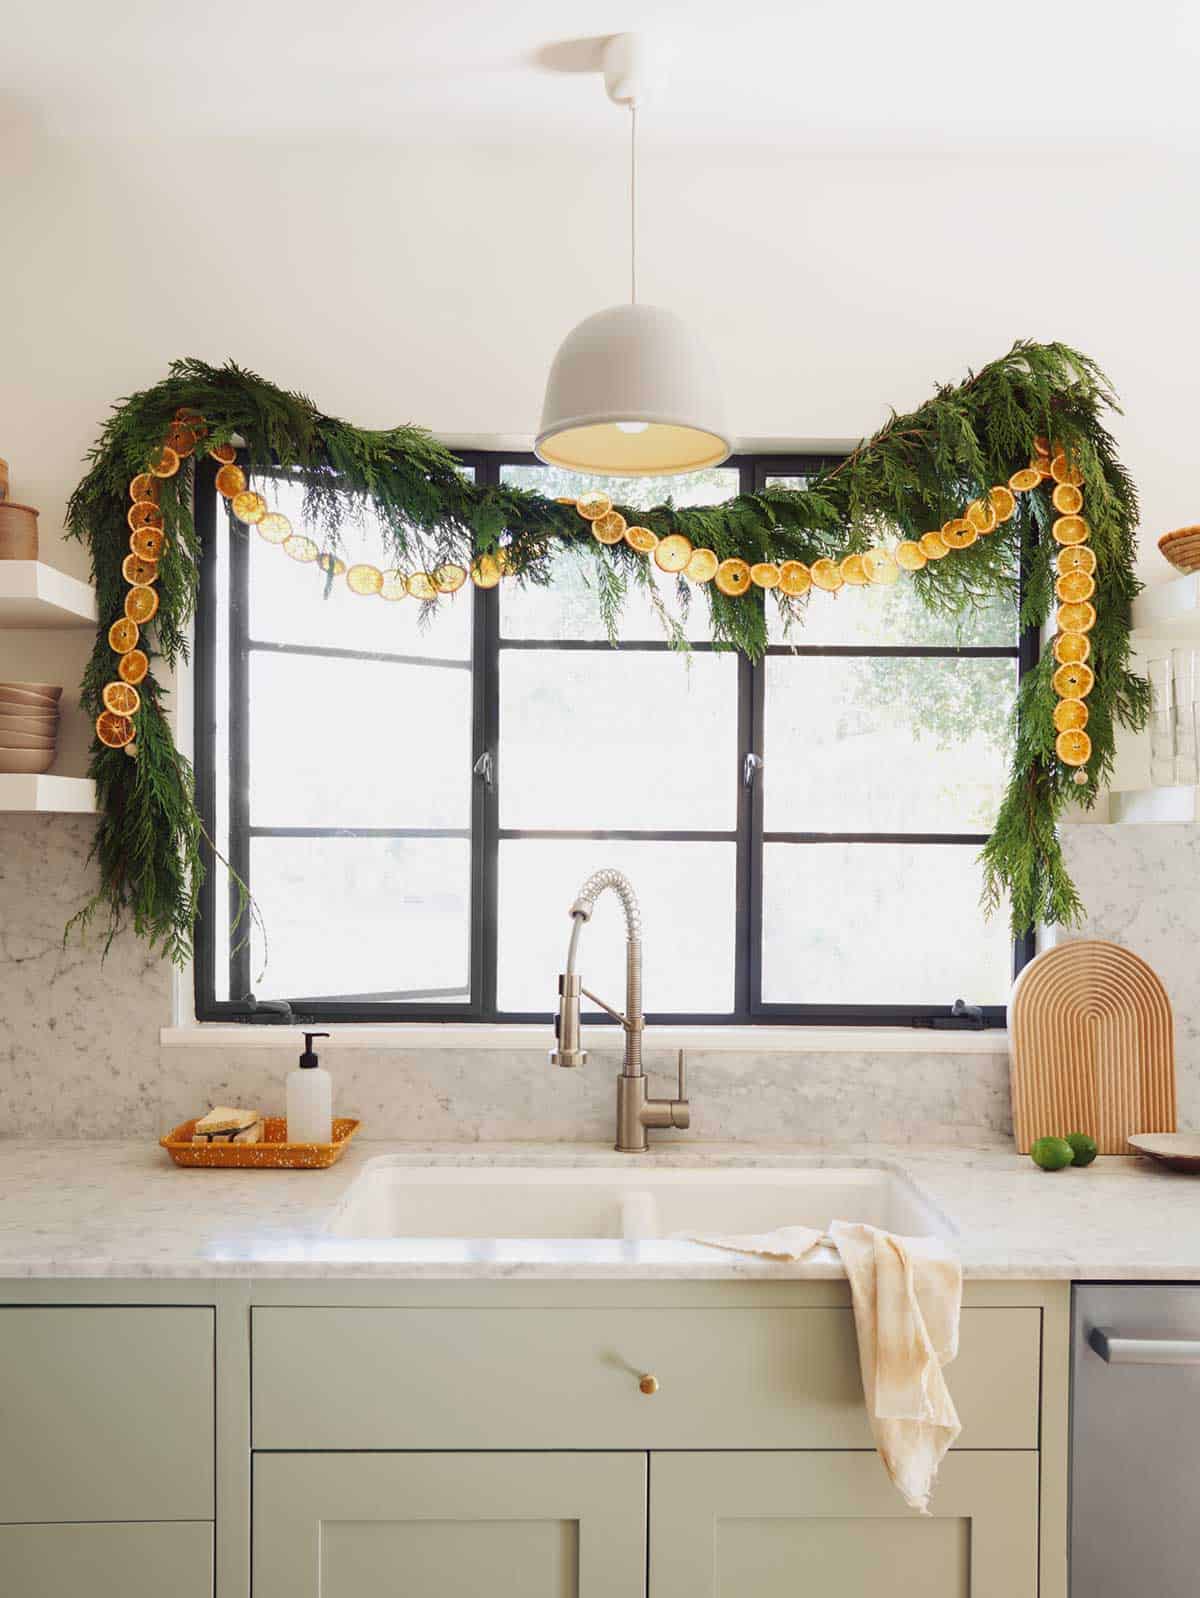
677;1049;687;1102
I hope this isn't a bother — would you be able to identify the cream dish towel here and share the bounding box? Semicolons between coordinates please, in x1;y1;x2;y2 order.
689;1221;962;1513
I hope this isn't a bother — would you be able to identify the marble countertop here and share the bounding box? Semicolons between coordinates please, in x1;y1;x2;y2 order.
1;1138;1198;1281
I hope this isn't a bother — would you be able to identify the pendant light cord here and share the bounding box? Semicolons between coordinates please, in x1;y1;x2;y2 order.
630;102;638;305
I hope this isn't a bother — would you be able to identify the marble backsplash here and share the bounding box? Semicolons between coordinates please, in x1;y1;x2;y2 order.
1;813;1194;1141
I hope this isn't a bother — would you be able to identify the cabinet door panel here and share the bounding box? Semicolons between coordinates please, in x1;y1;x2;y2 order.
651;1451;1038;1598
254;1452;645;1598
0;1521;212;1598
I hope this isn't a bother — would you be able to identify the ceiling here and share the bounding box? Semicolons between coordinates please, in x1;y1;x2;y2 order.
4;0;1197;149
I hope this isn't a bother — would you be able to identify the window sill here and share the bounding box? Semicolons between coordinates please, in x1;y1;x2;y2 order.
161;1023;1008;1055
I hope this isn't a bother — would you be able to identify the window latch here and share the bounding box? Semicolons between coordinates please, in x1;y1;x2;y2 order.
743;752;763;789
912;999;988;1031
473;750;494;791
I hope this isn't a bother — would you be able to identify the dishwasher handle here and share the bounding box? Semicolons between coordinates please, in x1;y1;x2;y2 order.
1089;1326;1200;1366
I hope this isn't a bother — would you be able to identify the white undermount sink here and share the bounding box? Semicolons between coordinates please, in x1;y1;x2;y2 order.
324;1161;954;1243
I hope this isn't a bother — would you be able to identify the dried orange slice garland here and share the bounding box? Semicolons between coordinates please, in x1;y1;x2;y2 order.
108;412;1095;786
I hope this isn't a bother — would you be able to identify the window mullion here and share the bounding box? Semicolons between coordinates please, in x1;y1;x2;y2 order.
477;454;502;1021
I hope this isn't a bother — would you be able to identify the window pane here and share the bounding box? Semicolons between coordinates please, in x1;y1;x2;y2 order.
249;652;471;829
761;842;1012;1005
498;840;736;1013
246;476;474;661
764;656;1016;834
763;475;1016;647
248;837;470;1003
500;650;738;830
500;463;740;640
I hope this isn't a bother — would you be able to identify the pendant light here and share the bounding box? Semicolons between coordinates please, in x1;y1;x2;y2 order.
535;34;731;478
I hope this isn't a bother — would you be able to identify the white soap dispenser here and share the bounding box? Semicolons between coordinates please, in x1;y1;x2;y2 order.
287;1032;332;1144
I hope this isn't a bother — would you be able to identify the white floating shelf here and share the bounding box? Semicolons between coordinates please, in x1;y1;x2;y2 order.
0;560;97;628
1131;571;1200;642
0;774;97;813
1108;785;1200;824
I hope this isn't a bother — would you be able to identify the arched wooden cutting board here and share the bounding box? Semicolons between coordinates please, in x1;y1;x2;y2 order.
1009;939;1176;1154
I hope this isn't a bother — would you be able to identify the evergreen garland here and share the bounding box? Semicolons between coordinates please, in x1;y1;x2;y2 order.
65;340;1148;965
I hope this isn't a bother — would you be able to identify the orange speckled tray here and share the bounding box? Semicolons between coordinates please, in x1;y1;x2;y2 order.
160;1116;360;1169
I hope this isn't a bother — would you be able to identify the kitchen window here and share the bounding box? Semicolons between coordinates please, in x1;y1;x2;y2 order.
194;453;1032;1025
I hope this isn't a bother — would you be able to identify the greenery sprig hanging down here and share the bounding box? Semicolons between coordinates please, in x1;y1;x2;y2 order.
65;340;1149;965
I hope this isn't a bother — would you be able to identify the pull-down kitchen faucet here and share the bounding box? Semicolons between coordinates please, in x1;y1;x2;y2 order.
550;868;689;1153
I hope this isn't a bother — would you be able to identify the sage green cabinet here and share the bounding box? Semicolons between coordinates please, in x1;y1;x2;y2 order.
0;1521;213;1598
650;1451;1039;1598
253;1452;647;1598
0;1307;214;1524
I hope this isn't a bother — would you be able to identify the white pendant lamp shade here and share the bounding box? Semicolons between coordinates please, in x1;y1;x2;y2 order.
535;303;731;477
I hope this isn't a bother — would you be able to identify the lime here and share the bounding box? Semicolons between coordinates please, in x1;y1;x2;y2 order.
1031;1136;1074;1171
1065;1132;1098;1167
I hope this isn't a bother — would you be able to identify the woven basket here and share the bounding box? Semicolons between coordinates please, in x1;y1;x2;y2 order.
160;1115;360;1169
1158;525;1200;573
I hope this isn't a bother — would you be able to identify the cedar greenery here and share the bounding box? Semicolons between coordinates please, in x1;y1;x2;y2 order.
65;341;1148;965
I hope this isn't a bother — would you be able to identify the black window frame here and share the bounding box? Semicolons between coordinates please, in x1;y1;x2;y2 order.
194;450;1035;1027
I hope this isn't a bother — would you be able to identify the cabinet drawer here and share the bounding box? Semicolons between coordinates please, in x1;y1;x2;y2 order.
0;1308;214;1524
253;1305;1039;1451
0;1521;212;1598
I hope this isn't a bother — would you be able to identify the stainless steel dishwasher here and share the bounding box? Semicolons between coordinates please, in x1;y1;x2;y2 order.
1072;1284;1200;1596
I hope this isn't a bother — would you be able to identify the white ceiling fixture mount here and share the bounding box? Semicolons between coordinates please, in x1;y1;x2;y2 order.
535;32;731;478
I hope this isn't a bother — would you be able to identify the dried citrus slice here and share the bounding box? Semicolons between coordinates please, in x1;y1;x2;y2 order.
655;534;694;573
150;445;180;478
433;563;467;593
122;553;158;586
231;490;267;524
108;617;138;654
1053;632;1091;666
470;554;501;589
316;552;346;576
1058;601;1096;634
575;491;612;521
209;443;238;467
778;559;811;596
840;553;869;585
165;423;196;458
919;531;949;560
1054;698;1089;732
129;473;158;504
1056;729;1092;767
102;681;141;717
750;562;780;589
810;557;844;592
124;585;159;625
554;496;577;507
407;571;437;600
685;547;720;583
592;510;627;544
894;540;927;572
380;569;409;600
940;518;976;550
1033;434;1052;458
624;525;658;554
283;535;318;563
863;548;900;585
1056;571;1096;604
1053;661;1095;699
346;563;384;595
118;648;149;686
715;558;752;596
130;525;165;561
1052;483;1084;515
96;711;135;749
257;512;292;544
988;485;1017;522
1008;467;1042;493
127;499;164;532
1052;515;1090;546
966;499;998;534
1056;545;1096;577
215;464;247;498
1051;452;1085;488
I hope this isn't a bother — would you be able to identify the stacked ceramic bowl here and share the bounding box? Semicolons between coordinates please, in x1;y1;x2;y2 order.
0;681;61;773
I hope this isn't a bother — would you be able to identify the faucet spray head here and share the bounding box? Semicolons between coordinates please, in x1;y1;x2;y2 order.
550;971;587;1068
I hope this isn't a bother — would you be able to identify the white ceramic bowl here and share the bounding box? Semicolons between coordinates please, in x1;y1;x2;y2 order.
0;729;57;750
0;687;59;711
0;748;55;774
0;681;62;700
0;710;58;734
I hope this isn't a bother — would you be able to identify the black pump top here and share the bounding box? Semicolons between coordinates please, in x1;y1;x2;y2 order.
300;1032;329;1069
